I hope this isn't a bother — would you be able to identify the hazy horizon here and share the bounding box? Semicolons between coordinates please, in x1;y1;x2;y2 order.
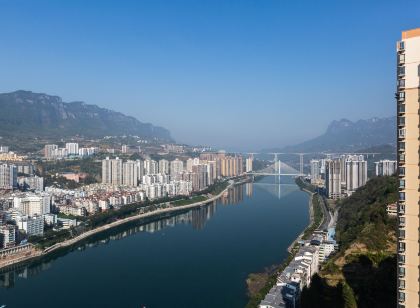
0;0;417;150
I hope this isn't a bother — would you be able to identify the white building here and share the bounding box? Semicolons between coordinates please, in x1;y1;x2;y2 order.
122;160;138;186
375;160;397;176
246;157;253;173
0;224;17;248
17;215;44;236
159;159;169;175
0;163;17;190
14;193;51;216
170;159;184;177
44;144;58;159
310;160;321;184
345;155;367;196
65;143;79;156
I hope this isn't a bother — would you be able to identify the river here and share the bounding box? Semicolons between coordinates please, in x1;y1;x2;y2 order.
0;176;309;307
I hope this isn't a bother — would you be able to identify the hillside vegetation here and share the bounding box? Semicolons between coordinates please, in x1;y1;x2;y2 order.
301;176;398;308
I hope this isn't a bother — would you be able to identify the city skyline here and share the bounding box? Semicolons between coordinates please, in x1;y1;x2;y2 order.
1;1;419;150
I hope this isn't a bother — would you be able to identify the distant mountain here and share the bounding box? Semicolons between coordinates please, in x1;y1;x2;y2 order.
269;117;396;153
0;90;172;141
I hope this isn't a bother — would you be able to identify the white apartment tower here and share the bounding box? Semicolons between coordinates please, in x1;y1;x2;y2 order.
65;143;79;156
310;160;321;184
159;159;170;175
122;160;138;186
375;160;397;176
345;155;367;196
0;164;17;190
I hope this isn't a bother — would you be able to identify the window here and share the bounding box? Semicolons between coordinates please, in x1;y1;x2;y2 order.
399;242;406;252
398;79;405;88
399;291;405;301
398;128;406;137
398;91;405;100
399;254;405;263
399;229;405;238
398;66;405;76
398;54;405;63
399;279;405;288
399;41;405;50
399;142;405;150
399;192;405;201
399;167;405;175
398;117;405;126
399;217;405;226
399;204;405;214
399;266;405;276
399;154;405;162
399;180;405;188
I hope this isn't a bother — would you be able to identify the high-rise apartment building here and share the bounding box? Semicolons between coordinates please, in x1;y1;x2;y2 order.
325;160;341;199
310;160;321;184
122;160;138;186
375;160;397;176
102;157;123;185
65;143;79;156
44;144;58;159
345;155;367;196
0;163;17;190
159;159;169;175
246;156;253;172
170;159;184;177
396;28;420;308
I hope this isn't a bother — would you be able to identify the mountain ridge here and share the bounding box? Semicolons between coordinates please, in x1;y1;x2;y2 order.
0;90;172;141
265;116;396;153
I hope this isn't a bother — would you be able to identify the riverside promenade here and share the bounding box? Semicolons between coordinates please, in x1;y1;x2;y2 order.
0;180;238;271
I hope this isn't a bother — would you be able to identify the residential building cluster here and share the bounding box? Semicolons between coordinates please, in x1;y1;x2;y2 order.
260;230;337;308
101;153;249;200
310;155;367;199
44;143;97;159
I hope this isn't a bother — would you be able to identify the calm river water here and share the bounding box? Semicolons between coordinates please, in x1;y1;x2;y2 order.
0;176;309;308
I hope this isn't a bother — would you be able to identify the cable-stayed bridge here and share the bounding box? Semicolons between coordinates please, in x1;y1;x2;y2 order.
249;153;303;176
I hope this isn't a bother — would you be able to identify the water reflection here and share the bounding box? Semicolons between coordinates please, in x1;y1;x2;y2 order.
0;182;253;288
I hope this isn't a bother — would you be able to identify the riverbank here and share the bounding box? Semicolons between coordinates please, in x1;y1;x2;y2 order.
245;177;323;308
0;179;243;271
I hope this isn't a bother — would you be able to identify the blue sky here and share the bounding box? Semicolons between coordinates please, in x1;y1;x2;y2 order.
0;0;419;151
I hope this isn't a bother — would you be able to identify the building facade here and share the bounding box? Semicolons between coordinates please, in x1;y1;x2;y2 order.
397;28;420;308
375;159;397;176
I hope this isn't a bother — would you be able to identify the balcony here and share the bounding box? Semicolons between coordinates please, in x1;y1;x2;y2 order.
398;41;405;52
399;205;405;215
398;117;405;127
398;79;405;89
398;143;405;152
398;66;405;77
398;129;406;139
398;254;406;265
398;105;406;115
399;219;405;227
398;54;406;64
399;266;405;277
399;154;405;162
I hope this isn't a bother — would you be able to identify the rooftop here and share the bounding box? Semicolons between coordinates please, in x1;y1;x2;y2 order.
402;28;420;39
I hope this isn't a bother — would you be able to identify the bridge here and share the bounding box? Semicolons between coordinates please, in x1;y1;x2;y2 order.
246;151;382;177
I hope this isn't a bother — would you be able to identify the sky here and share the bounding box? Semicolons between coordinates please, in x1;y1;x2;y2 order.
0;0;419;151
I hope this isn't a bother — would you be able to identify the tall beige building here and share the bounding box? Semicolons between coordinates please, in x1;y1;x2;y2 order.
397;28;420;308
